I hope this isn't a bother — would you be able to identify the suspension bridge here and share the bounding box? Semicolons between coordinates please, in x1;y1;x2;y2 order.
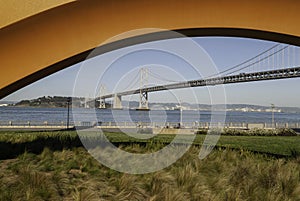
98;44;300;110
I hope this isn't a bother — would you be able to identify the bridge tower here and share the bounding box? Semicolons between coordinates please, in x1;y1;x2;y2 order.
137;67;149;110
98;84;106;109
113;94;123;109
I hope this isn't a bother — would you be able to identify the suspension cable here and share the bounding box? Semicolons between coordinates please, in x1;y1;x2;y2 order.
224;45;289;75
205;43;281;78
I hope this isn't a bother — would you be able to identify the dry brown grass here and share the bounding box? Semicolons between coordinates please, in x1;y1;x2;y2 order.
0;145;299;201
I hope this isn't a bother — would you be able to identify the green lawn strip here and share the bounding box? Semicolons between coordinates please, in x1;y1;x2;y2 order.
103;132;176;143
71;132;300;157
104;133;300;156
0;131;77;143
0;131;299;157
216;135;300;156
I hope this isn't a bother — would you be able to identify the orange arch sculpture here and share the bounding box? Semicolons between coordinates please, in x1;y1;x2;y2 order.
1;0;300;98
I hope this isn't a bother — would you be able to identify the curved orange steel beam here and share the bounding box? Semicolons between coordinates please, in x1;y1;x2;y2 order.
1;0;300;98
0;0;75;28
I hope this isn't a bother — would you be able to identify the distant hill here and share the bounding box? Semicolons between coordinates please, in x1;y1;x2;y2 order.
13;96;72;108
12;96;112;108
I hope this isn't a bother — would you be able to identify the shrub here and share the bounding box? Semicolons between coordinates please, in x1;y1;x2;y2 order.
207;128;299;136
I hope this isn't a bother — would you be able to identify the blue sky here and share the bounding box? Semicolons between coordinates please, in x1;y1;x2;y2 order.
3;37;300;107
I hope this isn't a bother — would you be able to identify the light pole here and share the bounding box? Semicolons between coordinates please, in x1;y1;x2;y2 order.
271;103;275;129
179;100;183;128
67;97;71;129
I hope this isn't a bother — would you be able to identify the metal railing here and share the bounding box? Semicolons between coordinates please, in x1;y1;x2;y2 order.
0;121;299;129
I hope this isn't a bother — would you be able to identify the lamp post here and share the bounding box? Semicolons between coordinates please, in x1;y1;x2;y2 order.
271;103;275;129
179;100;183;128
67;97;71;129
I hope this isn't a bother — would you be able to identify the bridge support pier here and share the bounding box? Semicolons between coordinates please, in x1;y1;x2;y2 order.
113;94;122;109
99;98;106;109
137;91;149;110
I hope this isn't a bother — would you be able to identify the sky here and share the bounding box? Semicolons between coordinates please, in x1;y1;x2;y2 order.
2;36;300;107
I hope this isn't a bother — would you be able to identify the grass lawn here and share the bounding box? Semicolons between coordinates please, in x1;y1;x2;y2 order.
216;135;300;157
0;130;299;157
103;132;300;156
